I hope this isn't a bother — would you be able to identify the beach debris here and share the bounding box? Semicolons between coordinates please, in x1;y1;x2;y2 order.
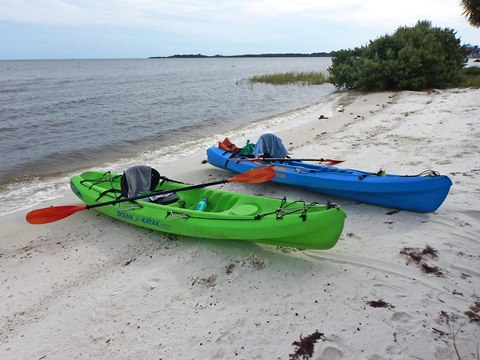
289;330;325;360
318;115;328;119
460;272;471;280
400;245;438;263
400;245;445;277
420;263;445;277
401;245;438;262
433;311;460;338
432;327;447;336
434;311;466;359
464;301;480;324
201;159;208;164
346;232;359;238
366;299;395;310
241;254;266;270
123;257;136;266
191;274;217;287
225;263;235;274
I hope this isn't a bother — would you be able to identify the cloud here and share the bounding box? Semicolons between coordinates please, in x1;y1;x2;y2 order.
0;0;477;59
0;0;468;29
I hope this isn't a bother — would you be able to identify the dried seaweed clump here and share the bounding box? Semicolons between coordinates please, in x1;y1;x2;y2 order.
400;245;438;263
366;299;395;310
225;263;235;274
464;301;480;324
399;245;445;277
439;310;459;324
420;263;444;276
289;330;325;360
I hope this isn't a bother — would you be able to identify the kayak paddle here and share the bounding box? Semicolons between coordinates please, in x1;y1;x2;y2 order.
26;167;276;225
234;157;345;165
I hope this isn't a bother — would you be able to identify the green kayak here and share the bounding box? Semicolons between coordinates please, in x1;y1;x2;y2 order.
69;170;346;250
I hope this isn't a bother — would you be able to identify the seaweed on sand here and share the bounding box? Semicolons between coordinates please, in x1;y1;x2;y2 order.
400;245;445;277
464;301;480;323
289;330;325;360
400;245;438;264
366;299;395;310
420;263;445;277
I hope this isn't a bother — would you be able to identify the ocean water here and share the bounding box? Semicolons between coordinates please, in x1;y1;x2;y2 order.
0;57;342;216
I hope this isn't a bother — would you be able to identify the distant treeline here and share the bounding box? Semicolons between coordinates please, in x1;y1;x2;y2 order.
149;52;332;59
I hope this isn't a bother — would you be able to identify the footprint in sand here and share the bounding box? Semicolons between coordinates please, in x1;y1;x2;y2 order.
318;345;344;360
390;311;414;324
143;279;160;290
240;254;266;270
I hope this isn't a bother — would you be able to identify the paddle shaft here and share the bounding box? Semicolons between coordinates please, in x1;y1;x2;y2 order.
235;157;343;163
86;179;228;210
26;167;276;224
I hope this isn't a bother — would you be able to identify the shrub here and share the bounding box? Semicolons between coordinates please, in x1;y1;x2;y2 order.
328;20;468;91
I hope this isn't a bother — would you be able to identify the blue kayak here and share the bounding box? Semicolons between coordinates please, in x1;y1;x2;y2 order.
207;146;453;213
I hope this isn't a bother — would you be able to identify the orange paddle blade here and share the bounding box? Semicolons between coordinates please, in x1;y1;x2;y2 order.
323;159;345;165
26;205;88;224
228;167;276;184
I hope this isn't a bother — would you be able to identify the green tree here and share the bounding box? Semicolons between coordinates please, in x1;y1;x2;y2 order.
328;21;467;91
461;0;480;27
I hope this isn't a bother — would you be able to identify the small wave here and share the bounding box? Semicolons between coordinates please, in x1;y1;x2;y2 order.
0;124;17;133
0;87;28;94
0;91;349;217
52;95;110;109
0;58;345;217
0;175;72;217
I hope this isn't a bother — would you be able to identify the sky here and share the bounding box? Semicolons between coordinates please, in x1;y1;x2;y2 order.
0;0;478;60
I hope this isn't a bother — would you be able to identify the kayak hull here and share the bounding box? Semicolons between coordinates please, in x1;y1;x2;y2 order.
207;146;452;213
70;171;346;250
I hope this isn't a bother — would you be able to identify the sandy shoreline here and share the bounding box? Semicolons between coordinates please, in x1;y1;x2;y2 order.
1;89;479;359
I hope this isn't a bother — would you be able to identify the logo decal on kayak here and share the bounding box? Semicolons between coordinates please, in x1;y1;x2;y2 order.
117;210;171;230
70;182;83;199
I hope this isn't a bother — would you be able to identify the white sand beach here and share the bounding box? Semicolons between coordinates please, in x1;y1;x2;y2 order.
1;88;479;359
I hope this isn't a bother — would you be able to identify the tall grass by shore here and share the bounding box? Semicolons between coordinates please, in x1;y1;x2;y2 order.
249;67;480;89
461;66;480;88
249;71;330;85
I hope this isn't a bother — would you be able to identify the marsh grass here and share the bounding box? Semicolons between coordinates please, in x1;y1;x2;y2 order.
461;66;480;88
249;71;331;85
249;67;480;88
